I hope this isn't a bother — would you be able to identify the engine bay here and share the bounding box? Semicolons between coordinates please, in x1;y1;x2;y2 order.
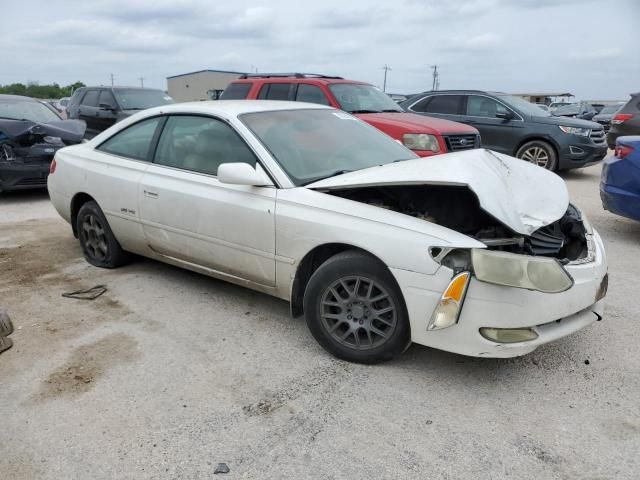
327;184;588;262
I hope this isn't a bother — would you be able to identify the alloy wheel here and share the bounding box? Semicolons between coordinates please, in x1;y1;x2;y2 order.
520;146;550;168
81;213;108;261
320;276;397;350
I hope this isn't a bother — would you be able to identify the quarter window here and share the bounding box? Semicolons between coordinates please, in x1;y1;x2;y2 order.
466;95;509;118
81;90;99;107
154;115;257;176
97;117;163;161
295;84;330;105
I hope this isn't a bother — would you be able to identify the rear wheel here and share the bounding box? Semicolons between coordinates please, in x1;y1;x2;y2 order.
516;140;557;171
303;251;410;364
76;201;129;268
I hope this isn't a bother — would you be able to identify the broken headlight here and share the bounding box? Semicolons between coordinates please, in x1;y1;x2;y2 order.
403;134;440;152
472;249;573;293
43;136;64;145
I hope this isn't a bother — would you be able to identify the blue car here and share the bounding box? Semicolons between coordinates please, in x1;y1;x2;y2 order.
601;136;640;221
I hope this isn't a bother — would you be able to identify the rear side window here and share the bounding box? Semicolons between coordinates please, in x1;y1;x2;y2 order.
81;90;100;107
258;83;293;101
295;84;330;105
154;115;257;176
97;117;163;161
416;95;464;115
466;95;509;118
220;83;251;100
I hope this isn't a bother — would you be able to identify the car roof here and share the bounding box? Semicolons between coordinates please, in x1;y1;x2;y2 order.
0;94;38;102
231;77;370;86
143;100;334;117
412;90;508;96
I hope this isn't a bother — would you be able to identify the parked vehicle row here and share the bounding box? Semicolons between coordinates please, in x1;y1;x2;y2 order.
0;94;86;192
221;73;481;157
399;90;607;171
601;135;640;221
592;102;625;133
607;92;640;148
47;101;608;363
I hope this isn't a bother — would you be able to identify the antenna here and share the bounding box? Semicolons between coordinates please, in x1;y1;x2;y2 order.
382;64;391;92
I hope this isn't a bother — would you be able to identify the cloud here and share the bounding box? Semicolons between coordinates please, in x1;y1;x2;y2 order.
569;48;621;61
312;8;386;29
443;33;502;52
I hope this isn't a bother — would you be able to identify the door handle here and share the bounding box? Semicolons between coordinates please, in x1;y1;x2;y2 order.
144;190;159;199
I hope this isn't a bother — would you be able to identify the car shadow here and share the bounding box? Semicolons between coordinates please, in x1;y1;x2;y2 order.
0;188;50;204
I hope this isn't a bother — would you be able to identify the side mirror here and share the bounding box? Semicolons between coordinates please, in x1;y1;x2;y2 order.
99;103;115;111
218;163;273;187
495;110;514;120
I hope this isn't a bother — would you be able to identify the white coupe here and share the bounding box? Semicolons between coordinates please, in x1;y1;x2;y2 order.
48;101;608;363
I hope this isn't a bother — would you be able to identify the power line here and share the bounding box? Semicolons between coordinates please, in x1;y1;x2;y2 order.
382;64;391;92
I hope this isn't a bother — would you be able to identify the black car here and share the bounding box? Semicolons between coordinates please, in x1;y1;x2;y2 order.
552;101;599;121
607;92;640;149
67;86;174;138
592;102;625;133
0;94;85;193
400;90;607;171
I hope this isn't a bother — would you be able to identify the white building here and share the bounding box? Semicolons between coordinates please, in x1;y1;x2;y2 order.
166;69;245;102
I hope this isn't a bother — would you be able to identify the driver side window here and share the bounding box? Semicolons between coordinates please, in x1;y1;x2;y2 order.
154;115;257;176
466;95;509;118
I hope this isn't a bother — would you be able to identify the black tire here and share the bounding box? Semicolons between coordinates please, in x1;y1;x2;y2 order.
303;250;411;364
515;140;558;171
76;201;129;268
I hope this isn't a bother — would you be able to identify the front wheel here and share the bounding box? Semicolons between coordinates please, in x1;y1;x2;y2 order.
516;140;557;171
303;251;411;364
76;201;129;268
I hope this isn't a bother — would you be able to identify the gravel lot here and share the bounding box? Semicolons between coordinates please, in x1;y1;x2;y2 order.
1;163;639;480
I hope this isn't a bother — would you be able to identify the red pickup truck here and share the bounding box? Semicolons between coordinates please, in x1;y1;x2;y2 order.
221;73;481;156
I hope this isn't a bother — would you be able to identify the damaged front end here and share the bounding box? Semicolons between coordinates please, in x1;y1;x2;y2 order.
0;119;85;192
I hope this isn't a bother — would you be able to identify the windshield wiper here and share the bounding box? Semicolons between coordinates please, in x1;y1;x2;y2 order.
302;169;354;186
380;109;403;113
0;116;29;121
348;109;382;114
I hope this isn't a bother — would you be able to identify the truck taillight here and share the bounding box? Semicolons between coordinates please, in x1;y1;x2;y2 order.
49;157;57;174
614;145;633;159
612;113;633;125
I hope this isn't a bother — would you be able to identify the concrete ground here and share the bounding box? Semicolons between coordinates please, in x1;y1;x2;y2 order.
1;163;639;480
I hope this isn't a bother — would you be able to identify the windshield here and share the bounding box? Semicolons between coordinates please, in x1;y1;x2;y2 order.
113;89;174;110
599;104;623;115
329;84;403;113
0;99;61;123
553;103;580;115
240;109;417;186
498;95;551;117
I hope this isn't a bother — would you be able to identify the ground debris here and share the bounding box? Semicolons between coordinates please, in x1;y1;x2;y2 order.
62;285;107;300
214;463;230;474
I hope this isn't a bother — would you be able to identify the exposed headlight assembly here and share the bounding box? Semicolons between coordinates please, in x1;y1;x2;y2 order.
403;133;440;152
559;125;590;137
43;136;63;145
472;249;573;293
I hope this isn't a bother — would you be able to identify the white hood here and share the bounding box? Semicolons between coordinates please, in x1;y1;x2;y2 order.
307;149;569;236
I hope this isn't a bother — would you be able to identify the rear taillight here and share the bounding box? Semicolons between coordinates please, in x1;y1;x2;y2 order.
49;157;57;174
614;145;634;159
612;113;633;125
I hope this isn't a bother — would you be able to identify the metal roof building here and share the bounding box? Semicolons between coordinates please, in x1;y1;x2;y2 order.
166;69;246;102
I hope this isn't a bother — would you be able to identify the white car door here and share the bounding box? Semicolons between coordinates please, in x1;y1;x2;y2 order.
86;116;165;252
138;114;277;286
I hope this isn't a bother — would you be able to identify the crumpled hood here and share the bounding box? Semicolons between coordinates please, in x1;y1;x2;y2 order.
0;118;86;143
307;149;569;236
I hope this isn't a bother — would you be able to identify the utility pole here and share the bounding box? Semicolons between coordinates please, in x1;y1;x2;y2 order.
138;77;144;88
110;73;115;87
382;64;391;92
431;65;438;91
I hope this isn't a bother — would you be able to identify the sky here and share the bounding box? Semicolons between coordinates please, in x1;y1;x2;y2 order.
1;0;638;100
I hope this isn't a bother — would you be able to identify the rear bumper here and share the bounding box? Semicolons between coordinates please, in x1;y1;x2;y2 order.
0;162;50;192
600;183;640;221
393;230;608;357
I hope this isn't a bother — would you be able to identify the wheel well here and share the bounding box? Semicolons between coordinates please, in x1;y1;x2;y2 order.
70;192;95;238
290;243;382;317
514;137;558;159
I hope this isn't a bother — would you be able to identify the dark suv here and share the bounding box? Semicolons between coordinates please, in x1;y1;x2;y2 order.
607;92;640;148
400;90;607;171
68;86;174;138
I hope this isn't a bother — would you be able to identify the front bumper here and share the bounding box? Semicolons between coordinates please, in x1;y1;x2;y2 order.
0;161;51;191
559;141;608;169
392;230;608;358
